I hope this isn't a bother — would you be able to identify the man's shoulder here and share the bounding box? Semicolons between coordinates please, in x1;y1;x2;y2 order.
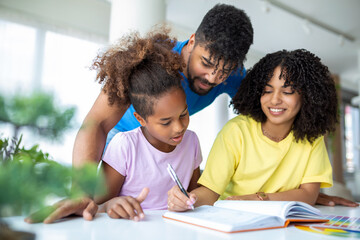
224;67;246;86
172;39;189;54
215;66;246;98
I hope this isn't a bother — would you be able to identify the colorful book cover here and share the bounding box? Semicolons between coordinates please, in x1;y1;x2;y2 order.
296;215;360;238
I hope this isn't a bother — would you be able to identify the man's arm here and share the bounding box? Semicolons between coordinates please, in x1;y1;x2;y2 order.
25;197;98;224
72;91;128;167
25;92;129;224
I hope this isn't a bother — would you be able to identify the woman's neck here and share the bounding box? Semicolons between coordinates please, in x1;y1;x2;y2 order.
261;121;292;142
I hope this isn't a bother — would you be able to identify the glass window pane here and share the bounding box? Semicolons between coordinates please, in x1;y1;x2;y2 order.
40;31;102;164
0;20;36;93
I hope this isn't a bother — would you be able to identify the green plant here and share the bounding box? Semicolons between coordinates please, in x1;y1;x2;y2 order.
0;136;104;217
0;91;76;142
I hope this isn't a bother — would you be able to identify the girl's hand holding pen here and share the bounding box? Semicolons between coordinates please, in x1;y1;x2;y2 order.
103;187;149;221
167;185;196;212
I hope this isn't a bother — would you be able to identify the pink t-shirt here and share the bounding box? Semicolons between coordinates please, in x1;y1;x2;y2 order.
102;127;202;210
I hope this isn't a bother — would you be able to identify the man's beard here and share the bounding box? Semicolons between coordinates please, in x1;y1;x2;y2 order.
186;60;216;96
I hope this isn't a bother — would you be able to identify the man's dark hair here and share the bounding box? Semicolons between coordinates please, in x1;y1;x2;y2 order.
195;4;253;73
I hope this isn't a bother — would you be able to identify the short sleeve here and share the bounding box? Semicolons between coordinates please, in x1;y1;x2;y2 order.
301;136;333;188
198;123;240;195
102;133;130;176
192;132;203;170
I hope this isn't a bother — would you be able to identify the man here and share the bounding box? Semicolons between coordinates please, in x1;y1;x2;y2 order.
73;4;253;167
26;3;358;224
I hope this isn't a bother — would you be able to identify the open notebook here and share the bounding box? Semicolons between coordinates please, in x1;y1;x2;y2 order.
163;200;328;233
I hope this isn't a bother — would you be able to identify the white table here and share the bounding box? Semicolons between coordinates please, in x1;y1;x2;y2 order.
3;205;360;240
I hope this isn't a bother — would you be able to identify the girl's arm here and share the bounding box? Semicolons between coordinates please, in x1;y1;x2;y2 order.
167;167;203;211
95;161;124;204
227;182;320;206
167;185;219;211
187;167;201;192
95;161;149;221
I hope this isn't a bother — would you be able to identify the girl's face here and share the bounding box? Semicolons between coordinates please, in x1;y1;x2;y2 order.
260;66;301;128
137;87;189;153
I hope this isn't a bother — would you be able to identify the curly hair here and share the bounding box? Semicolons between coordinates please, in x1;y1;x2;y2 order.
195;4;253;75
92;29;184;119
231;49;338;143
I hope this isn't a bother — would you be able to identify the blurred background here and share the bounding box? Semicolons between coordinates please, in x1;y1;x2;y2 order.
0;0;359;201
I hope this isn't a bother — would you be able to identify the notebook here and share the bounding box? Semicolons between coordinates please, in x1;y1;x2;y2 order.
163;200;328;233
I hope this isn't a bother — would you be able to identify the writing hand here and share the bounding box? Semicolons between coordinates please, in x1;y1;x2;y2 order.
167;185;196;212
25;197;98;224
105;187;149;221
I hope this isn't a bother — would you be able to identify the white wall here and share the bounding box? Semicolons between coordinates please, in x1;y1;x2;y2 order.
0;0;110;43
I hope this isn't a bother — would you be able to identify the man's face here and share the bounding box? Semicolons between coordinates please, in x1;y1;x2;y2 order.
186;44;231;95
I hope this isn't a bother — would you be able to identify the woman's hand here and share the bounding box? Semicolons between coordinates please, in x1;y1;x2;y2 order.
104;187;149;221
316;193;359;207
167;185;196;212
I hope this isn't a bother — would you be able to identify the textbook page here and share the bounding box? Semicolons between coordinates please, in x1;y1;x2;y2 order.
163;205;284;233
214;201;322;220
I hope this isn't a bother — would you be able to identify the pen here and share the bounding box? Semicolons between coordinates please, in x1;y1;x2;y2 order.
167;163;194;210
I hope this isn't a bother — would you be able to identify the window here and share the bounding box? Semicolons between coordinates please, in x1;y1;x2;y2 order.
0;19;103;165
344;104;359;173
0;20;36;93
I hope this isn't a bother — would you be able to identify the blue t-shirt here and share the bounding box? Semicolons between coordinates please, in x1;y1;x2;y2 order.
114;40;246;131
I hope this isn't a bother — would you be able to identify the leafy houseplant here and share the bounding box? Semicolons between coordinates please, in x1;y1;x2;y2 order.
0;91;76;142
0;136;104;240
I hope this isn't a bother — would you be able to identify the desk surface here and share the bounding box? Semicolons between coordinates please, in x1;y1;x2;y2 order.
3;205;360;240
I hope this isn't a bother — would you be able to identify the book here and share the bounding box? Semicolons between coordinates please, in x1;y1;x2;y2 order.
162;200;328;233
295;215;360;235
311;215;360;231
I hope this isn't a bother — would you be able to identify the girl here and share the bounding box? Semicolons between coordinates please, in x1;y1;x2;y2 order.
94;31;202;220
167;49;337;211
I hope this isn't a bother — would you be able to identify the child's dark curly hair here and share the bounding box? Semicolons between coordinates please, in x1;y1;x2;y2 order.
92;29;184;119
231;49;338;143
195;4;253;75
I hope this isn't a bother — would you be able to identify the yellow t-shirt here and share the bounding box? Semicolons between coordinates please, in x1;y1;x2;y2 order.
198;115;333;200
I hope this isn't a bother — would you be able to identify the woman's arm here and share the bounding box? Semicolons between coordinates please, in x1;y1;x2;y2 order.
95;161;149;221
267;182;320;205
191;186;220;207
316;193;359;207
226;182;320;206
